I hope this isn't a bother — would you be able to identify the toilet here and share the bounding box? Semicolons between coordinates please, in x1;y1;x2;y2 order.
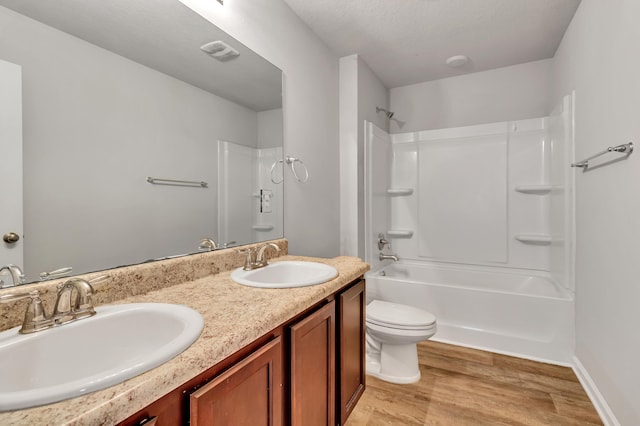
366;300;437;384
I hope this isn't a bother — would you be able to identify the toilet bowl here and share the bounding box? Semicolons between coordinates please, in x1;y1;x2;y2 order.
366;300;437;384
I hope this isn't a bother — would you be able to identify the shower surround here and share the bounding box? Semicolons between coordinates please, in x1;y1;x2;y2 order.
365;95;575;364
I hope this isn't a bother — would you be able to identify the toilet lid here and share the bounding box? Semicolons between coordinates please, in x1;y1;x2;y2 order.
367;300;436;328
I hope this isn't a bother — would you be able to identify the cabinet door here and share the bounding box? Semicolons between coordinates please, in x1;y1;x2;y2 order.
338;280;366;424
290;301;336;426
190;337;282;426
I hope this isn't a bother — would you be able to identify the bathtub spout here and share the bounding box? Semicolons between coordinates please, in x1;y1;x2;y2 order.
379;253;399;262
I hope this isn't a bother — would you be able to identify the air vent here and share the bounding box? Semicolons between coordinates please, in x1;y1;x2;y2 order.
200;41;240;61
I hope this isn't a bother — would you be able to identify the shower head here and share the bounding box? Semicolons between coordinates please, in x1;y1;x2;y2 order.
376;107;395;119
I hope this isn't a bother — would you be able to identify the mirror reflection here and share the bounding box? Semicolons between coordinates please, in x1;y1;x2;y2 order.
0;0;284;286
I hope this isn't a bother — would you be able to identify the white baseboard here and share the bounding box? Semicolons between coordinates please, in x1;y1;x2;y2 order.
572;356;620;426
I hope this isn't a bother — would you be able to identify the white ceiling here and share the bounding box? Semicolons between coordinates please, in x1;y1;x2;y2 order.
283;0;581;88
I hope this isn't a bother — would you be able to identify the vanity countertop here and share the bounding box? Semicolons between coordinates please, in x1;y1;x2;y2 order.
0;255;369;425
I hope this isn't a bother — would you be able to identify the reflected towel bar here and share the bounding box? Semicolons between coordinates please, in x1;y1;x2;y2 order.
571;142;633;169
146;177;208;188
269;156;309;184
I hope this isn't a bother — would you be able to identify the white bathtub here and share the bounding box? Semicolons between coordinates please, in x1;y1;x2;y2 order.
365;262;575;365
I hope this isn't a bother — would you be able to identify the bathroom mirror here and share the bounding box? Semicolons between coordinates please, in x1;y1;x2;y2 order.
0;0;284;285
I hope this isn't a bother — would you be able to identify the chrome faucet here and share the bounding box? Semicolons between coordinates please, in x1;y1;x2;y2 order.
199;238;237;251
0;264;25;288
52;277;99;325
379;253;399;262
0;275;108;334
239;243;280;271
255;242;280;267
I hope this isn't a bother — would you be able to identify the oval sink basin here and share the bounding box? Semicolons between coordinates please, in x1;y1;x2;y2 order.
231;261;338;288
0;303;204;411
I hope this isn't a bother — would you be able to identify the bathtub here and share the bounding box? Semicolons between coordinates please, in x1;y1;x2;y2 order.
365;262;574;365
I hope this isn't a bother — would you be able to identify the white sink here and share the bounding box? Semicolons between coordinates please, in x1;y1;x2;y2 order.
0;303;204;411
231;261;338;288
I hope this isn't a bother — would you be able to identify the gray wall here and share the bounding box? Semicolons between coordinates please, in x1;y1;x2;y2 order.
390;59;553;132
553;0;640;423
339;55;389;258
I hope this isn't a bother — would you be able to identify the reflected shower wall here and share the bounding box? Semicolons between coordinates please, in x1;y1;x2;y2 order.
217;140;283;246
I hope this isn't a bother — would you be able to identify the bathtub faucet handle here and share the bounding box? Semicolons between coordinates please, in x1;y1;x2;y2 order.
377;233;391;250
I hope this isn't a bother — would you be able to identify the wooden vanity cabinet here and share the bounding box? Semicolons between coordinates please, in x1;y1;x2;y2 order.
119;277;365;426
288;279;365;426
290;301;336;425
337;279;366;425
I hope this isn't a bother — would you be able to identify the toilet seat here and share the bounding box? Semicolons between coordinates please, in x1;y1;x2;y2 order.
367;320;437;338
367;300;436;330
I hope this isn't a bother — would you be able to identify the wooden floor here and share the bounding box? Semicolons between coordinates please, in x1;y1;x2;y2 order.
348;341;602;426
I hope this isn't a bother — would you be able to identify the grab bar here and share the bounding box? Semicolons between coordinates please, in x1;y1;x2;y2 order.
146;177;208;188
571;142;633;169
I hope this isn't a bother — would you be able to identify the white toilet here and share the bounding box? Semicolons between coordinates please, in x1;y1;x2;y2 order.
366;300;437;384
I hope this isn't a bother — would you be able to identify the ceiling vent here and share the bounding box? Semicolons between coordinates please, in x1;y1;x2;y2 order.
445;55;469;68
200;41;240;61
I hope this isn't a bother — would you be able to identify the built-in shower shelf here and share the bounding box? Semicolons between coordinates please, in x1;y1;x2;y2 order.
514;234;552;244
514;185;553;194
252;224;274;232
387;188;414;196
386;229;414;238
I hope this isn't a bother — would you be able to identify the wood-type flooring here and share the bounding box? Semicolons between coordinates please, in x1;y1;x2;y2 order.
348;341;603;426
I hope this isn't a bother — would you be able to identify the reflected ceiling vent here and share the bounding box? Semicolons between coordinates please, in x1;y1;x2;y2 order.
200;41;240;61
445;55;469;68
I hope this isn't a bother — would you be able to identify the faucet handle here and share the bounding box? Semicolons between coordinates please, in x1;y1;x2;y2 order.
0;290;51;334
377;233;391;250
40;267;73;281
88;275;109;285
219;240;236;249
238;248;256;271
0;290;38;303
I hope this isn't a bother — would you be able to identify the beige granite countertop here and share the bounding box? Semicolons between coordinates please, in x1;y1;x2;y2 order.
0;254;368;425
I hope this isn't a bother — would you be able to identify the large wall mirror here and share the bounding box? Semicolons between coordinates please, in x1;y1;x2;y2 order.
0;0;284;286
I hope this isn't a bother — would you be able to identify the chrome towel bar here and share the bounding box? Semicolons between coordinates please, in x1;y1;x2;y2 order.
571;142;633;169
146;177;208;188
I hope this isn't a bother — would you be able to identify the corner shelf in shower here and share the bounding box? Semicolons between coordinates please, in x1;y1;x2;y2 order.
514;234;552;245
252;224;274;232
386;230;414;238
514;185;553;194
386;188;414;196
